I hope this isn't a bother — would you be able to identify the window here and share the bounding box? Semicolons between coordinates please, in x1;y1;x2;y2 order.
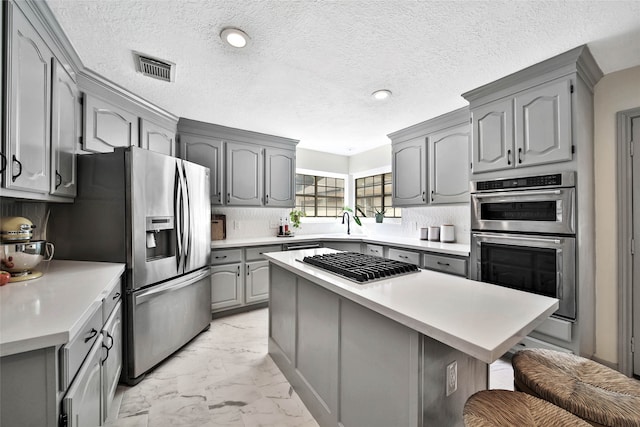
355;172;401;218
295;174;345;217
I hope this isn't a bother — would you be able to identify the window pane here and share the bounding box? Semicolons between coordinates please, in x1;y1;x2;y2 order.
373;174;382;185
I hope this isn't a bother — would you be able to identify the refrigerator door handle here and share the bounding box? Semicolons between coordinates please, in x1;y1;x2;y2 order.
134;269;211;305
175;166;184;272
181;163;191;268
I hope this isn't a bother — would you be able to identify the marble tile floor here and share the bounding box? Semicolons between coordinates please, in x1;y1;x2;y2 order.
105;308;514;427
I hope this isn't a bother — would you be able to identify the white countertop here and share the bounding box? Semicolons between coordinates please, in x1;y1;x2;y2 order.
0;260;125;357
212;233;470;257
264;248;558;364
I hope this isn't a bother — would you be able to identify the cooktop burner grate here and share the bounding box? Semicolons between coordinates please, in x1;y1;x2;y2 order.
301;252;420;283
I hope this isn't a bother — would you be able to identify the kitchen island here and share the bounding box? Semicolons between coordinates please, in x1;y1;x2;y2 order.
264;248;558;427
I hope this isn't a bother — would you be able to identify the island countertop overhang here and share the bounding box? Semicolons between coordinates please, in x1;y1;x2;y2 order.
264;248;559;364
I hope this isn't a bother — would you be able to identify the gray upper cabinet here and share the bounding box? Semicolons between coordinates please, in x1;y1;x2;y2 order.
83;94;138;153
514;78;572;167
51;58;79;197
392;137;428;206
226;141;262;206
463;46;602;177
470;98;513;173
180;134;224;205
470;78;572;173
178;118;298;207
389;107;470;207
139;118;176;157
429;122;470;204
264;148;295;207
5;2;52;194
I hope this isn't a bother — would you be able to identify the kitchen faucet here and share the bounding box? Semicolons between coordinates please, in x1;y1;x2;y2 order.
342;212;350;235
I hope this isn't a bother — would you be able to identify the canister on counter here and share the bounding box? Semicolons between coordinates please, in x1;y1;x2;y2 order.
440;224;455;243
420;228;429;240
428;226;440;241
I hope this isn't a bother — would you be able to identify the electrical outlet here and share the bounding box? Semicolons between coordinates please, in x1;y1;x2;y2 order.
233;220;240;230
446;361;457;396
269;220;279;228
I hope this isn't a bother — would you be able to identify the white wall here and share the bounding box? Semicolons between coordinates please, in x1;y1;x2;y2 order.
593;65;640;364
349;144;391;174
297;148;349;174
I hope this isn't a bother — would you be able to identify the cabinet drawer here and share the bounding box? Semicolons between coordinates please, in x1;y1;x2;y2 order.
60;303;103;390
211;249;242;265
245;245;282;261
387;248;420;266
365;244;384;257
422;254;467;277
102;278;122;324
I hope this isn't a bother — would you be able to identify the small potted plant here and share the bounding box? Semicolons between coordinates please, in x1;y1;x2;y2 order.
374;208;386;223
289;209;305;229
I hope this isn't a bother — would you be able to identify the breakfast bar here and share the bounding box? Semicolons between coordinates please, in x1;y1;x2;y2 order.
264;248;559;427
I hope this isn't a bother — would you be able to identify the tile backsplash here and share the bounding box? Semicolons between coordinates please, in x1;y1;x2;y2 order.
213;204;470;244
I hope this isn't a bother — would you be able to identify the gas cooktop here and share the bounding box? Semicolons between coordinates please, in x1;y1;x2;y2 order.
301;251;420;283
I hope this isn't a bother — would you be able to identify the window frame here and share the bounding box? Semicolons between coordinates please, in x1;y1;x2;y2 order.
353;168;401;219
295;170;348;218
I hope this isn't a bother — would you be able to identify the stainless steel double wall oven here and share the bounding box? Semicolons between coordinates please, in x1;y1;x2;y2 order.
470;172;576;320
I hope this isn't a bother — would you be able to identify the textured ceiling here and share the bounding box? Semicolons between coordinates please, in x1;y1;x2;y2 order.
47;0;640;155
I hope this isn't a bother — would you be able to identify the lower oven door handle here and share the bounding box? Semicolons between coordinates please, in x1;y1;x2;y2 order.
474;233;561;245
134;269;211;305
556;271;563;299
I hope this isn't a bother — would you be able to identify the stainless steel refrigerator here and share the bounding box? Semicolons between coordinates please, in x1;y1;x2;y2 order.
49;146;212;384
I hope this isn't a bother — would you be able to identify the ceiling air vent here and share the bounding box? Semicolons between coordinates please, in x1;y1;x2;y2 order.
133;51;175;82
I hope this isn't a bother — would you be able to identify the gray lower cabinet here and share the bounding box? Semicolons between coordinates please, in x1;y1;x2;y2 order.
423;253;468;277
210;263;243;311
364;243;385;257
388;247;421;266
295;277;340;426
101;301;123;423
63;334;104;427
340;300;420;427
269;265;485;427
245;260;270;304
211;245;280;312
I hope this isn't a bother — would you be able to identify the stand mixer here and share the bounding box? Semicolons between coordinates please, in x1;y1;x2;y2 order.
0;216;54;283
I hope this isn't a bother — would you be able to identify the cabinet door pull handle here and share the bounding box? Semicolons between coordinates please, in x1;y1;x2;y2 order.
55;171;63;189
11;155;22;182
422;191;426;202
227;193;231;203
399;255;409;259
84;328;98;343
112;292;121;300
0;153;6;174
518;148;523;164
237;265;240;277
265;194;269;204
215;255;227;259
431;190;434;202
437;261;450;266
218;192;221;203
507;149;512;166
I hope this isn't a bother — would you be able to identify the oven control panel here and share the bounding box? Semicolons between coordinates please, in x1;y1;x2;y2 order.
472;172;574;192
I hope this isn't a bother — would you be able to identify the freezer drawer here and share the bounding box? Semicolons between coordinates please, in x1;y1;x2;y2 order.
129;268;212;379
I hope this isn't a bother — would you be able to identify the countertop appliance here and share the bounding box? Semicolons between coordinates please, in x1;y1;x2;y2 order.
0;216;54;282
49;147;211;384
301;251;420;283
470;172;576;320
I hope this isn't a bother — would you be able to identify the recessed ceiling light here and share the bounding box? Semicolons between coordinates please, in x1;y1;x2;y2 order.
220;27;249;48
372;89;392;100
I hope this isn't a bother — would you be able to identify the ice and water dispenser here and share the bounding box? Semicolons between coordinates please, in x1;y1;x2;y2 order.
145;216;176;260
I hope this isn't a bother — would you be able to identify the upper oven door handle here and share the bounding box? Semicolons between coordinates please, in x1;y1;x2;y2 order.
472;189;562;198
473;232;562;245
